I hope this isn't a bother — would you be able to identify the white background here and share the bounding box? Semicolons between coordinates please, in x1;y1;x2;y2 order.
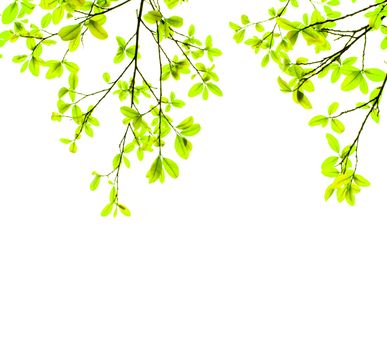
1;1;387;349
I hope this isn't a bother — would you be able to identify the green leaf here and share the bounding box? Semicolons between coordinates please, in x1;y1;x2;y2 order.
123;156;130;168
345;185;356;206
261;54;269;67
40;13;52;28
233;29;245;44
207;83;223;96
12;54;27;63
328;102;339;115
103;72;110;83
120;106;139;119
294;90;312;109
86;20;108;40
166;16;183;28
69;142;77;153
112;154;121;169
40;0;57;11
146;156;163;183
176;116;194;129
46;61;63;79
364;68;386;82
63;61;79;73
69;72;78;89
276;18;300;31
308;115;328;127
143;10;162;24
162;157;179;178
118;203;131;217
324;185;335;201
29;57;40;76
59;138;72;144
101;203;114;217
58;24;82;41
353;174;371;187
241;14;250;25
331;118;345;134
175;135;192;159
332;173;353;188
326;133;340;153
188;83;204;97
164;0;179;9
90;175;100;191
321;156;339;170
2;2;19;25
181;124;201;136
322;168;339;177
341;71;362;91
277;77;292;92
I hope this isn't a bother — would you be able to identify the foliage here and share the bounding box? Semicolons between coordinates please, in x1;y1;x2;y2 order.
0;0;222;217
231;0;386;206
0;0;386;216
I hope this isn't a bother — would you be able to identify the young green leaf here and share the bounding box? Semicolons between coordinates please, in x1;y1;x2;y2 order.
162;157;179;178
326;133;340;153
58;24;82;41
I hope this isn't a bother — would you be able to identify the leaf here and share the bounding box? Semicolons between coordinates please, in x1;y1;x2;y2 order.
276;18;300;31
29;57;40;76
63;61;79;73
46;61;63;79
188;83;204;97
167;16;183;28
123;156;130;168
322;168;339;178
181;124;201;136
2;2;19;25
101;203;114;217
40;0;57;10
324;186;335;201
308;115;328;127
58;24;82;41
341;71;361;91
326;133;340;153
277;77;292;92
175;135;192;159
112;154;121;169
261;54;269;67
59;138;72;144
353;174;371;187
233;29;245;43
345;185;356;206
328;102;339;115
12;55;27;63
86;20;108;40
294;90;312;109
143;10;162;24
103;72;110;83
321;157;338;171
109;186;117;202
364;68;386;82
162;157;179;178
69;72;78;89
207;83;223;96
146;156;163;183
332;173;353;188
176;116;194;130
118;203;131;217
120;106;139;119
164;0;179;9
90;175;100;191
331;118;345;134
69;142;77;153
